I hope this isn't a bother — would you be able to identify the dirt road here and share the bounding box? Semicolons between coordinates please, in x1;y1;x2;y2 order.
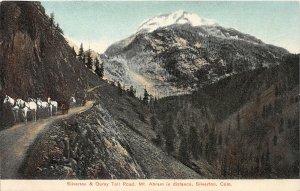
0;101;94;179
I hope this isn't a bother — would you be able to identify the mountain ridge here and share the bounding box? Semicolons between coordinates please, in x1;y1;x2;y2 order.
103;12;289;96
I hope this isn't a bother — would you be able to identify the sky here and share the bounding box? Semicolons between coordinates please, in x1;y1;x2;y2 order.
42;1;300;53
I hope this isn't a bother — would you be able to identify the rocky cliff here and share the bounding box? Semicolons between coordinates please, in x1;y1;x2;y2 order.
0;2;99;127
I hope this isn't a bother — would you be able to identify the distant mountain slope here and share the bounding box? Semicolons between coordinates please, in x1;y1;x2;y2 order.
103;11;289;97
153;54;299;178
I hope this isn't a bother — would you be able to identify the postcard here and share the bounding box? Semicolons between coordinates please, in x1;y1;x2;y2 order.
0;0;299;191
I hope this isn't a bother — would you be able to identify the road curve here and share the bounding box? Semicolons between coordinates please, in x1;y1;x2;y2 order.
0;101;94;179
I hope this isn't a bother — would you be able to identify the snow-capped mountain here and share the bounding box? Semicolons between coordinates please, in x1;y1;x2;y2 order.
137;10;217;33
103;11;289;97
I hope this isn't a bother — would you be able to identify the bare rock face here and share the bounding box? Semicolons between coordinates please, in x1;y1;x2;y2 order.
21;103;146;179
0;2;96;127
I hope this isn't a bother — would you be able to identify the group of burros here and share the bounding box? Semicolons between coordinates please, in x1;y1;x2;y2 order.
3;95;77;123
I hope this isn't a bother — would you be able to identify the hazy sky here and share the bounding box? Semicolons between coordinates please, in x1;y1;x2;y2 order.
42;1;300;53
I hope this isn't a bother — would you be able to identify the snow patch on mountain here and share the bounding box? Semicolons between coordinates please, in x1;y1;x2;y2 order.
137;10;217;33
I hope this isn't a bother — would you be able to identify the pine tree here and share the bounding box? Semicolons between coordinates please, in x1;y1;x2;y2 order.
100;62;104;77
265;147;272;175
255;156;260;173
188;126;200;159
179;136;189;163
56;23;63;34
94;57;104;78
152;134;162;146
128;85;136;97
86;49;93;69
150;115;158;130
163;114;176;153
206;128;217;161
222;154;228;177
143;88;149;105
71;46;77;57
78;43;84;63
117;81;122;95
50;12;55;27
205;143;209;159
82;54;86;65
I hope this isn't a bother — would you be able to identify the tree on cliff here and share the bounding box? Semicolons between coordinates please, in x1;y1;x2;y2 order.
86;49;93;69
50;12;55;26
163;114;176;153
78;43;84;63
94;57;104;78
143;88;149;105
56;23;63;34
128;85;136;97
71;46;77;57
188;126;200;159
82;54;86;65
179;136;189;163
117;81;123;95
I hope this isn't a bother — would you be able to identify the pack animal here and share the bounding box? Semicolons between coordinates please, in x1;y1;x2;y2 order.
69;96;76;107
16;98;37;123
47;97;58;116
3;95;19;123
36;98;51;117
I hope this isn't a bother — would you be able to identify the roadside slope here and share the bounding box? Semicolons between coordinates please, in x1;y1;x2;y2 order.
0;101;94;179
21;99;203;179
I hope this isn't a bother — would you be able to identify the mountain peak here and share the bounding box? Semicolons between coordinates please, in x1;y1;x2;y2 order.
137;10;217;33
